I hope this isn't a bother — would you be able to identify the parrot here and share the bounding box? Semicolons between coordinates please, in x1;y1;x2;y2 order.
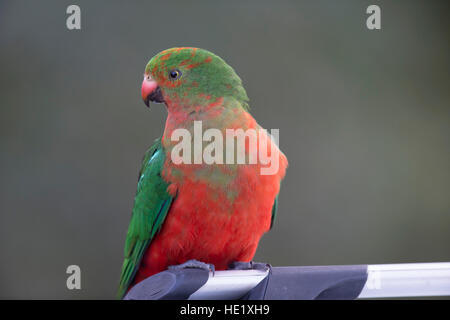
118;47;288;298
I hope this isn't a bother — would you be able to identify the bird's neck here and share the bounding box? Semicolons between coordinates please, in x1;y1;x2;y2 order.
162;96;252;149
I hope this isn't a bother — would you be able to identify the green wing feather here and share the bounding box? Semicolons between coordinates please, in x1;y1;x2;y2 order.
117;138;174;299
270;194;279;230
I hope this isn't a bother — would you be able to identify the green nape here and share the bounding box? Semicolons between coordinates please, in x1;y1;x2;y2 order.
117;138;174;299
145;47;250;111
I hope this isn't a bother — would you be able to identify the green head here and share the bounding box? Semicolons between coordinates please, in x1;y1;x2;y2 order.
141;47;249;111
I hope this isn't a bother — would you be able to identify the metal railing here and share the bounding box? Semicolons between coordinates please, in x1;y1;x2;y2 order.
124;262;450;300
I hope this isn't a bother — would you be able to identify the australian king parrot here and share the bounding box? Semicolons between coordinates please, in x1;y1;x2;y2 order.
118;47;288;298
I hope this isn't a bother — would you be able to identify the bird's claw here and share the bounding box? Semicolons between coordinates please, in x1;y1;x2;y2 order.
168;259;216;276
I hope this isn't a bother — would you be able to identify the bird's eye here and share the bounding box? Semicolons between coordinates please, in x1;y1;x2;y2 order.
169;69;182;80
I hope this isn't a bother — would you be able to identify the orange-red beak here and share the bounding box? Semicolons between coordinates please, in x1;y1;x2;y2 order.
141;75;162;107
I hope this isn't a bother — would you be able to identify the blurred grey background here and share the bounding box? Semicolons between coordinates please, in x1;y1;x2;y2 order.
0;0;449;299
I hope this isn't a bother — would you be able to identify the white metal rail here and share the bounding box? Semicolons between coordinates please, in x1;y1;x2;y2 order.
358;262;450;298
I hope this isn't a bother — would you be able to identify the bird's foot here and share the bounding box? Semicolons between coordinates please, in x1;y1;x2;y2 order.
228;261;270;271
168;259;215;276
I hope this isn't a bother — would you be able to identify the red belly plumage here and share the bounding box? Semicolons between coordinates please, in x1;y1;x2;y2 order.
133;161;285;284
